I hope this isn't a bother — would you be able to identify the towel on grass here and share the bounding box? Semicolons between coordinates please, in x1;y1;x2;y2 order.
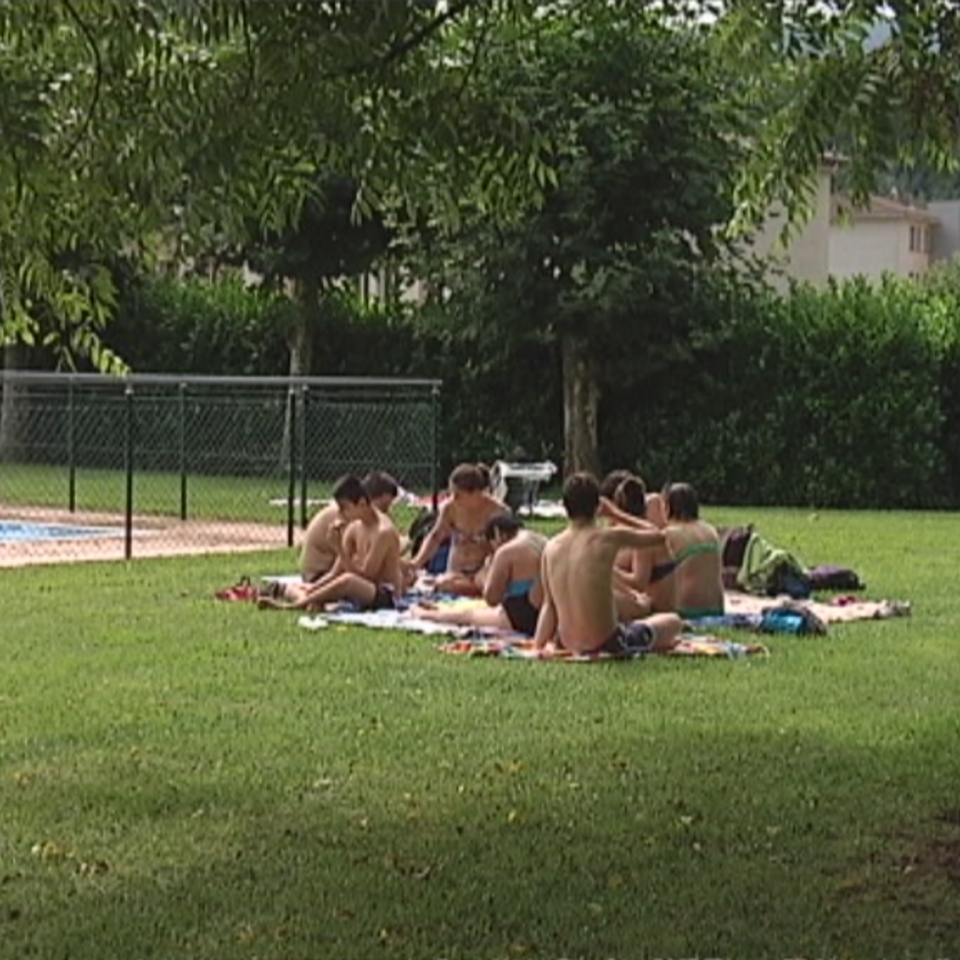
694;591;912;633
437;635;768;661
300;602;767;659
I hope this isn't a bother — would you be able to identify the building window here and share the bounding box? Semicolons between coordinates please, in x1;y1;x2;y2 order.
909;225;920;252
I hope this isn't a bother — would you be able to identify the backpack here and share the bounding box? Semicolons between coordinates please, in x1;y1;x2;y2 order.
407;509;450;575
807;564;865;592
737;530;811;599
721;524;754;571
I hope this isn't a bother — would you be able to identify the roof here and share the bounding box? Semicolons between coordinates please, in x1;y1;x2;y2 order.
832;194;940;225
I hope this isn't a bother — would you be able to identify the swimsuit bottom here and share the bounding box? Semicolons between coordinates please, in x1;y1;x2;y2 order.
368;584;397;611
502;593;539;636
596;621;655;655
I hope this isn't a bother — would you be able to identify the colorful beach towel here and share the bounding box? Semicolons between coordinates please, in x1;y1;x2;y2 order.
437;635;768;661
720;591;910;624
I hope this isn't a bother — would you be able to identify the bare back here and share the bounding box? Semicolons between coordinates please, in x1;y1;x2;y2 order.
487;530;547;607
665;519;724;616
344;510;403;595
541;526;625;652
300;503;340;582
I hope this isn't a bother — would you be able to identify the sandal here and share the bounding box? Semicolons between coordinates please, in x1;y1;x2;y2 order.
215;576;259;602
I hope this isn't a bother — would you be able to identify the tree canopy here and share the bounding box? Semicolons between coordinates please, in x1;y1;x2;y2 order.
1;0;958;370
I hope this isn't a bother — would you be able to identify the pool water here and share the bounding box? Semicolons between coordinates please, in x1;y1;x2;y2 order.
0;520;126;543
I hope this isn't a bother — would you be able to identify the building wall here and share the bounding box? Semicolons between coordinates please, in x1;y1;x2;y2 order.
829;218;932;281
749;170;833;291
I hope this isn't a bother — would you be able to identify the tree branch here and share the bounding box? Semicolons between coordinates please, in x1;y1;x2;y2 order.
61;0;103;161
375;0;485;73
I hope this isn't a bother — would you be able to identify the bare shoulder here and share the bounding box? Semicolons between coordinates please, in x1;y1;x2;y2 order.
307;503;337;531
378;512;401;540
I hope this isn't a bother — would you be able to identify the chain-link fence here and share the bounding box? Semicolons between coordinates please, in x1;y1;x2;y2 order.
0;371;440;566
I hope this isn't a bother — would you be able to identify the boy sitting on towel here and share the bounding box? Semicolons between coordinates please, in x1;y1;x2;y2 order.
299;470;402;583
535;472;682;656
262;474;406;612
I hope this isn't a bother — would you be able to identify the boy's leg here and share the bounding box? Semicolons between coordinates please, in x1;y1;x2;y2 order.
302;573;378;611
260;573;377;611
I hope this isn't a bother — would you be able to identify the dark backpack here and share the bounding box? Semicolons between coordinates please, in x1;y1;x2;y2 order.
807;564;865;592
408;509;450;575
721;524;754;570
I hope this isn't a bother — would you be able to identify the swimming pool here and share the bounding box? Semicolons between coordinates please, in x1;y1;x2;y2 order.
0;520;126;543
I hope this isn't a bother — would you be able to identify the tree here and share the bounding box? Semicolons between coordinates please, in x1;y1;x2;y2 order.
220;174;391;378
0;0;557;368
410;3;752;473
2;0;958;372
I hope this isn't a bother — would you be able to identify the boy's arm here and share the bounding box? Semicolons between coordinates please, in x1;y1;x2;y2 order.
614;559;644;592
357;526;397;581
533;551;557;649
606;525;666;553
307;554;344;591
598;496;659;531
330;521;363;575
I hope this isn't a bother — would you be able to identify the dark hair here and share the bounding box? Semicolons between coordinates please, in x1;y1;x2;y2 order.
615;476;647;518
363;470;399;501
600;469;632;499
332;474;368;505
449;462;485;493
476;462;492;490
485;513;523;541
665;482;700;521
563;472;600;520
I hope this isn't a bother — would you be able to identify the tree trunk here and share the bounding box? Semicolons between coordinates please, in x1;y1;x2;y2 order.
0;342;29;461
561;332;601;477
279;274;320;472
288;274;319;378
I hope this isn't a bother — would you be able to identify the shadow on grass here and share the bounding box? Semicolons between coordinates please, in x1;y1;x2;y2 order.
5;723;960;960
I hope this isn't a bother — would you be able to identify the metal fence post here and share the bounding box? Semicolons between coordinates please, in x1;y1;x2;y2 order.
286;385;297;548
299;384;309;530
178;382;188;520
67;378;76;512
124;383;135;560
431;383;441;511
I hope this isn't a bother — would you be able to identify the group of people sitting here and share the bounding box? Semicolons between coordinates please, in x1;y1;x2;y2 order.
261;462;727;657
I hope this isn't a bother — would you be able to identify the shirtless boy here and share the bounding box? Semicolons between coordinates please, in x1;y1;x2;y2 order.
410;514;546;635
534;472;682;655
409;462;507;596
262;474;404;612
298;470;401;582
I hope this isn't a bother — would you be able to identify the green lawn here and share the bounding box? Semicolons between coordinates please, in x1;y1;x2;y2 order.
1;506;959;959
0;461;436;524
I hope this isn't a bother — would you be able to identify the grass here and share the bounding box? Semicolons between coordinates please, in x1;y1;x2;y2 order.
2;506;960;959
0;462;435;525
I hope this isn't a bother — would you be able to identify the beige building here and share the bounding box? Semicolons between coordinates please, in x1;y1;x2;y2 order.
748;165;834;291
828;195;939;281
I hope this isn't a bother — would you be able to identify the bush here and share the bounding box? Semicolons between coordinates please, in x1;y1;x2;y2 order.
102;266;960;508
